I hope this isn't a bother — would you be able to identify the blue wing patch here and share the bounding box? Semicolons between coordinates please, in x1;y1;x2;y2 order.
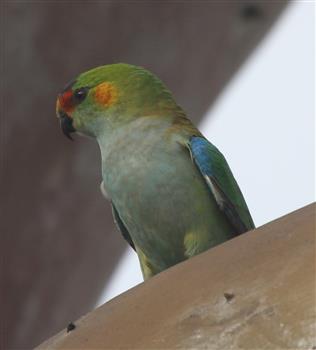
189;136;255;235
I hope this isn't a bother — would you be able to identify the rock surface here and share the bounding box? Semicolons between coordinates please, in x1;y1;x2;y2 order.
37;203;316;349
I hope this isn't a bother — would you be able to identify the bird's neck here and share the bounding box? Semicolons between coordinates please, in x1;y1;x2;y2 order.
96;115;171;160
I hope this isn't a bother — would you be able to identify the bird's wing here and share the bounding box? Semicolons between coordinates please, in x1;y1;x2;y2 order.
111;204;136;251
188;136;255;235
100;181;136;251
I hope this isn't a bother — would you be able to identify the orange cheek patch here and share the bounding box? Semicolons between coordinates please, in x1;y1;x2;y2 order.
93;82;118;107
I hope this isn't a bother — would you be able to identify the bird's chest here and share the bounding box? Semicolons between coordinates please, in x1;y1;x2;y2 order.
101;130;183;206
98;120;205;261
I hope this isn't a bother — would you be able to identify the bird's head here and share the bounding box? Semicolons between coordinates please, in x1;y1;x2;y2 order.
56;63;177;140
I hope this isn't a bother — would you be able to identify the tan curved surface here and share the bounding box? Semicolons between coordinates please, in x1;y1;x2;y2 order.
37;203;316;349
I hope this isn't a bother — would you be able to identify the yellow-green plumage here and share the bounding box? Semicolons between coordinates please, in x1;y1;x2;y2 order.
57;63;255;279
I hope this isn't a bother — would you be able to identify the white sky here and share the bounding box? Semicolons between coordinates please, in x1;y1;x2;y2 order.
96;1;315;307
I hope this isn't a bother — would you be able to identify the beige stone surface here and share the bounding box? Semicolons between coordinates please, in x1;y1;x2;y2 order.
37;203;316;349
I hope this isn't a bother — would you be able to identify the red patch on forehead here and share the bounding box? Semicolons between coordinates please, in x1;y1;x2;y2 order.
58;90;75;114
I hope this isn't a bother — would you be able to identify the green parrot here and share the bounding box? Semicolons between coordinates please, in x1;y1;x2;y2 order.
56;63;255;280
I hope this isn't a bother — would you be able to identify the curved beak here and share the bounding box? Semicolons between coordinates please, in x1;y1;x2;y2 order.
58;110;76;140
56;90;77;141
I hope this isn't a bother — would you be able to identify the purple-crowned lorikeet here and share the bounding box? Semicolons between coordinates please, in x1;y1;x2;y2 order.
56;63;255;279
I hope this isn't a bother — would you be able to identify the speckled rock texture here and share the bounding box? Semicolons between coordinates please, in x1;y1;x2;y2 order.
37;203;315;349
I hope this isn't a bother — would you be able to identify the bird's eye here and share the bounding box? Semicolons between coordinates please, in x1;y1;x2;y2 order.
73;87;89;103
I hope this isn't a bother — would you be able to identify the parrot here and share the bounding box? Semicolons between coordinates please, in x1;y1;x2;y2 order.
56;63;255;280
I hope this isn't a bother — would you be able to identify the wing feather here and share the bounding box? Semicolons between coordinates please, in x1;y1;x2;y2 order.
189;136;255;235
100;181;135;251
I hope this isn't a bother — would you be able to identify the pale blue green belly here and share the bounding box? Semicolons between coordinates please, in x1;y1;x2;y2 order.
101;127;233;276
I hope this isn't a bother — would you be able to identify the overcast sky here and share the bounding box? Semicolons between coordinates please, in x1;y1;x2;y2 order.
97;1;315;306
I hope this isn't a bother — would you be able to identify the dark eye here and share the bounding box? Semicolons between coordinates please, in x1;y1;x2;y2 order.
73;87;89;103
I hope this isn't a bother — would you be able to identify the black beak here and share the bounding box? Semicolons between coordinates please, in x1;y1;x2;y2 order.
59;111;76;140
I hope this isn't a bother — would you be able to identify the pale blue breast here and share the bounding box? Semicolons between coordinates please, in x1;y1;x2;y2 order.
97;117;233;270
